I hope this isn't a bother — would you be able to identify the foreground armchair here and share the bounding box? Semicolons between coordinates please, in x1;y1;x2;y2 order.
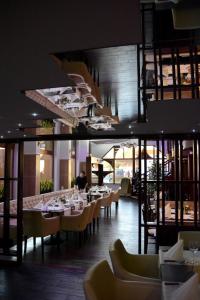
83;260;161;300
109;239;160;282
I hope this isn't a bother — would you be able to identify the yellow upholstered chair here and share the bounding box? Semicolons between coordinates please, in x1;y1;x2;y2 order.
178;231;200;249
83;260;161;300
87;201;96;235
100;194;112;217
111;189;120;209
93;198;101;232
109;239;160;282
23;210;60;260
61;204;91;245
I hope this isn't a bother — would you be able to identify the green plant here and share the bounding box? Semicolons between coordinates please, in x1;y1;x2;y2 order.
147;161;162;197
71;178;76;188
40;179;53;194
41;119;54;128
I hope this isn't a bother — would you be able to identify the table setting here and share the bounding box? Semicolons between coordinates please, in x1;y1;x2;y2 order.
88;185;111;198
28;192;88;216
159;239;200;299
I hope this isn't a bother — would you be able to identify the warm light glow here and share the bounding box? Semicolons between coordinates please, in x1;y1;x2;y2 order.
40;159;45;173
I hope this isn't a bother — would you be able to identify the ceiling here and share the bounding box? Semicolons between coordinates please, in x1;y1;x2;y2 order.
85;45;138;122
0;0;141;140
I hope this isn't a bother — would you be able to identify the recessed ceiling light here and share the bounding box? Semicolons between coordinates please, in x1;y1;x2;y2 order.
31;112;38;117
128;125;132;129
160;130;164;134
192;129;196;133
130;131;134;135
0;136;4;139
7;130;11;134
23;134;27;137
18;123;22;127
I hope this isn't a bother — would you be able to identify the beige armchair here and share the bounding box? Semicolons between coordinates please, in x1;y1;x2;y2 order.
111;189;120;209
61;204;91;246
93;198;101;232
178;231;200;249
120;178;131;196
23;210;60;260
83;260;161;300
87;201;96;235
109;239;160;282
100;194;112;217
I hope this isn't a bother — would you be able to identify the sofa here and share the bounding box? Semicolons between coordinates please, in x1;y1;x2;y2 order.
0;188;74;216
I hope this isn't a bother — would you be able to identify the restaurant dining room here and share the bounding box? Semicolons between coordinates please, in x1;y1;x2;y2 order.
1;0;200;299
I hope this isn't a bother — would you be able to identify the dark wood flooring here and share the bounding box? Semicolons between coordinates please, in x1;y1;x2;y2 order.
0;197;139;300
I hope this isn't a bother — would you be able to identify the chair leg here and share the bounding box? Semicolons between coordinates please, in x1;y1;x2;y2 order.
33;237;36;251
97;217;99;229
41;237;44;262
56;232;60;250
89;223;92;235
84;228;88;240
116;201;118;209
93;219;95;234
78;231;83;247
24;236;27;255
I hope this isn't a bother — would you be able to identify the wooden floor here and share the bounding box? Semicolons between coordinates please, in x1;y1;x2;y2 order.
0;197;139;300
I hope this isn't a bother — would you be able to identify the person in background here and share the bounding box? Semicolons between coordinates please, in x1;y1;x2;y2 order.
75;171;88;191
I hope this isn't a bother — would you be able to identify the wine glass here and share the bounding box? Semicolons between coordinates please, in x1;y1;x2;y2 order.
189;241;199;265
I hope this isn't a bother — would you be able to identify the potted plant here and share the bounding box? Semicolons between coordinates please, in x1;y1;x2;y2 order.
71;178;76;188
40;179;54;194
36;119;54;135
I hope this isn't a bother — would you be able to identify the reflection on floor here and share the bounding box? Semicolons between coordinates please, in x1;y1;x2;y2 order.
0;197;138;300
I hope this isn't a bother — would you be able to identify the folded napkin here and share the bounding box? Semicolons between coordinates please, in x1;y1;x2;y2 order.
165;239;184;262
159;240;184;265
171;273;200;300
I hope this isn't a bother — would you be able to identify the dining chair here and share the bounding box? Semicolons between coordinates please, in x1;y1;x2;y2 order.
111;189;120;210
87;200;96;235
92;198;102;233
178;231;200;249
23;210;60;261
83;260;161;300
100;194;112;217
109;239;160;282
61;204;91;246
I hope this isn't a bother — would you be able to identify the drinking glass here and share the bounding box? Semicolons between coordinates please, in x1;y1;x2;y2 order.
189;241;199;265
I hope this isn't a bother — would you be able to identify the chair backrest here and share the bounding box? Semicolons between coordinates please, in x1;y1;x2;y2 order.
120;178;131;196
109;239;129;273
178;231;200;249
23;210;43;236
88;201;96;223
93;198;102;219
84;260;115;300
100;194;111;207
82;204;92;229
112;190;120;202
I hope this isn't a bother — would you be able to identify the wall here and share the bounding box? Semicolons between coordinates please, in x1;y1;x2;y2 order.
23;142;40;196
76;140;89;176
